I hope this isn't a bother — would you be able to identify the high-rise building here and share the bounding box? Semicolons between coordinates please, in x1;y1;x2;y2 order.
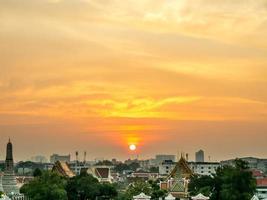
195;150;205;162
2;139;20;196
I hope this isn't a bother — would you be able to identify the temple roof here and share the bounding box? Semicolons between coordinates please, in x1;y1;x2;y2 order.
168;156;193;179
191;193;210;200
52;161;75;178
95;168;109;179
133;193;151;199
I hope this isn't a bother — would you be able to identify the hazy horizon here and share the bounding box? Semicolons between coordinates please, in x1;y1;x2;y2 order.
0;0;267;162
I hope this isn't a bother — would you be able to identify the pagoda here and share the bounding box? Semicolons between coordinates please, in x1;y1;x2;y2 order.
2;139;20;196
160;154;193;199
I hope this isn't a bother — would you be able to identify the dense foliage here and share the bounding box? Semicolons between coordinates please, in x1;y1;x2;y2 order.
95;160;114;166
67;172;118;200
114;162;140;173
20;171;68;200
188;159;256;200
21;171;118;200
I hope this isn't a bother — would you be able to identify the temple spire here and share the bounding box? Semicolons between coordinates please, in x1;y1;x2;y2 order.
2;139;20;196
5;139;14;171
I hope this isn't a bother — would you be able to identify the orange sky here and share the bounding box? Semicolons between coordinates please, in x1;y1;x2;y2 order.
0;0;267;161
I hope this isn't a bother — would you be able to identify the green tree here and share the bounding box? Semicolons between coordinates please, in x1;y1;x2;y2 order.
20;171;67;200
99;183;118;199
123;180;166;200
33;168;43;177
95;160;114;166
114;163;130;173
149;167;159;173
66;172;100;200
125;181;152;199
148;180;167;199
218;159;256;200
188;175;214;197
128;162;140;171
66;172;118;200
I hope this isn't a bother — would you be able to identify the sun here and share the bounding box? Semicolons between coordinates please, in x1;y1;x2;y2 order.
129;144;137;151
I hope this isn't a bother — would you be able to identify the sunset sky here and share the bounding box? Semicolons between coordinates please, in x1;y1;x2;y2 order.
0;0;267;162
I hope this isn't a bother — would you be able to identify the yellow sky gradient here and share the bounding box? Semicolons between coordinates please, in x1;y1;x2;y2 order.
0;0;267;161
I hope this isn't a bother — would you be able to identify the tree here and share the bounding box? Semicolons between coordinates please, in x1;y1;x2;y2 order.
148;180;167;199
33;168;42;177
114;163;130;173
20;171;67;200
125;181;152;199
149;167;159;173
188;159;256;200
123;180;166;200
99;183;118;199
95;160;114;166
128;162;140;171
66;172;100;200
66;172;118;200
218;159;256;200
188;175;214;197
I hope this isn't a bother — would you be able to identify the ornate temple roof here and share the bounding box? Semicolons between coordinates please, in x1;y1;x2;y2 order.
52;161;75;178
168;155;193;179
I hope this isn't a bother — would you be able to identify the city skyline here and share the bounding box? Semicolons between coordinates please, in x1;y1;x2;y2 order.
0;0;267;161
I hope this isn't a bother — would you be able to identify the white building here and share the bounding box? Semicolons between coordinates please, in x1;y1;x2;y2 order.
159;160;176;175
159;160;220;176
188;162;220;176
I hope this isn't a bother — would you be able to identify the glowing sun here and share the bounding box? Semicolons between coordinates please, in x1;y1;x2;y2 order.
129;144;137;151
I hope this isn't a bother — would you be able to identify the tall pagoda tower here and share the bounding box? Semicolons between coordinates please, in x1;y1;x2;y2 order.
2;139;19;196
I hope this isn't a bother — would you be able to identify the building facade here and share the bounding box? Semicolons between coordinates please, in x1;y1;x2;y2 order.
188;162;220;176
159;160;176;175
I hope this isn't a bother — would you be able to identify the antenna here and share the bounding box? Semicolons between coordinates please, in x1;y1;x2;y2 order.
84;151;87;164
76;151;79;163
